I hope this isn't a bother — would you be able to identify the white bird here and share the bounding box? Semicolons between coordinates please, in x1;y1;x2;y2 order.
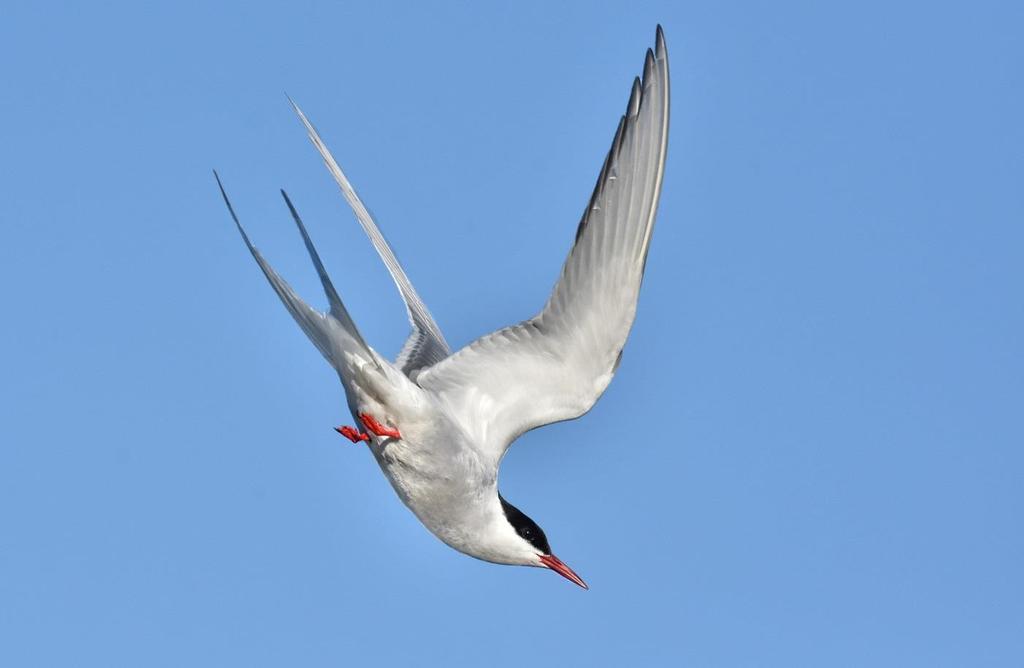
216;26;669;589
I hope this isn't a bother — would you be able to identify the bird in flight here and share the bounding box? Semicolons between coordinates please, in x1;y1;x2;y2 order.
216;26;669;589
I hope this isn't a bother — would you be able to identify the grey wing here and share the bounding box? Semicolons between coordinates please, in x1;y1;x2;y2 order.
416;27;670;462
290;99;451;377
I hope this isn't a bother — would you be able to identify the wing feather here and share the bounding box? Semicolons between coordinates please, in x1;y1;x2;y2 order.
417;27;670;461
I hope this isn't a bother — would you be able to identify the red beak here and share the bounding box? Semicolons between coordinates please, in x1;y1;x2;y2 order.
539;554;589;590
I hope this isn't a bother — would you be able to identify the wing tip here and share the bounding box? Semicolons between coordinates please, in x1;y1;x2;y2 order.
628;77;642;117
653;26;669;90
643;47;655;83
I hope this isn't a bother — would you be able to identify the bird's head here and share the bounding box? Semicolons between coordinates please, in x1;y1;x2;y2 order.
499;494;588;589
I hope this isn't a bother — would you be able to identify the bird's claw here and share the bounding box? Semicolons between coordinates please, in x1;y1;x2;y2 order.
335;425;369;443
359;413;402;439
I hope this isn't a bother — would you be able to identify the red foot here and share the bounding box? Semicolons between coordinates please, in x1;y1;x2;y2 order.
335;425;369;443
359;413;402;439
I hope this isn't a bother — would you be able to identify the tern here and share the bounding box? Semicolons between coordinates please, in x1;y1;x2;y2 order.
215;26;669;589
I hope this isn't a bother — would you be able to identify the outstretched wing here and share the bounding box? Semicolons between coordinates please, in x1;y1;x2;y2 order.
290;99;451;377
416;27;670;462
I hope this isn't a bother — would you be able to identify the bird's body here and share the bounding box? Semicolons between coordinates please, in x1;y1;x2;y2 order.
216;27;670;588
346;360;505;562
338;347;544;566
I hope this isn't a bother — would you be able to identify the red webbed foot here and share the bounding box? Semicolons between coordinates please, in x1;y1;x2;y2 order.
358;413;402;439
335;425;369;443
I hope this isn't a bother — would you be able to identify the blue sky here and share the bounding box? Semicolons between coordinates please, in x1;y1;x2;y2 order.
1;1;1021;665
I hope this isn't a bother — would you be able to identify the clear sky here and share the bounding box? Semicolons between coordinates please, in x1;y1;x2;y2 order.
1;1;1021;666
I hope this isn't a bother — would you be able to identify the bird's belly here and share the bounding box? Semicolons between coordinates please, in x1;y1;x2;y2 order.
370;438;494;554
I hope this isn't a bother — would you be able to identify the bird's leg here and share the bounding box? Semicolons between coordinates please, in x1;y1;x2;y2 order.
335;425;369;443
359;413;402;439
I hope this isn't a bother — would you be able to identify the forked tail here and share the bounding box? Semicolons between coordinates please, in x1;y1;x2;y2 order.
214;171;378;371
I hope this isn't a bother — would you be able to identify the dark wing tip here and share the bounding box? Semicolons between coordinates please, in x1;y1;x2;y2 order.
627;77;642;117
654;26;668;70
643;47;656;82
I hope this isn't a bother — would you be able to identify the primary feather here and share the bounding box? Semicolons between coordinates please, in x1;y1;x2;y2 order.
415;28;670;462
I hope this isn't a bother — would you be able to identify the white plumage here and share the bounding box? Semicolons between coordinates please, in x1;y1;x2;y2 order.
216;27;670;589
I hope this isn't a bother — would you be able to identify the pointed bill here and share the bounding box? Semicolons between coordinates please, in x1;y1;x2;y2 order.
539;554;589;590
